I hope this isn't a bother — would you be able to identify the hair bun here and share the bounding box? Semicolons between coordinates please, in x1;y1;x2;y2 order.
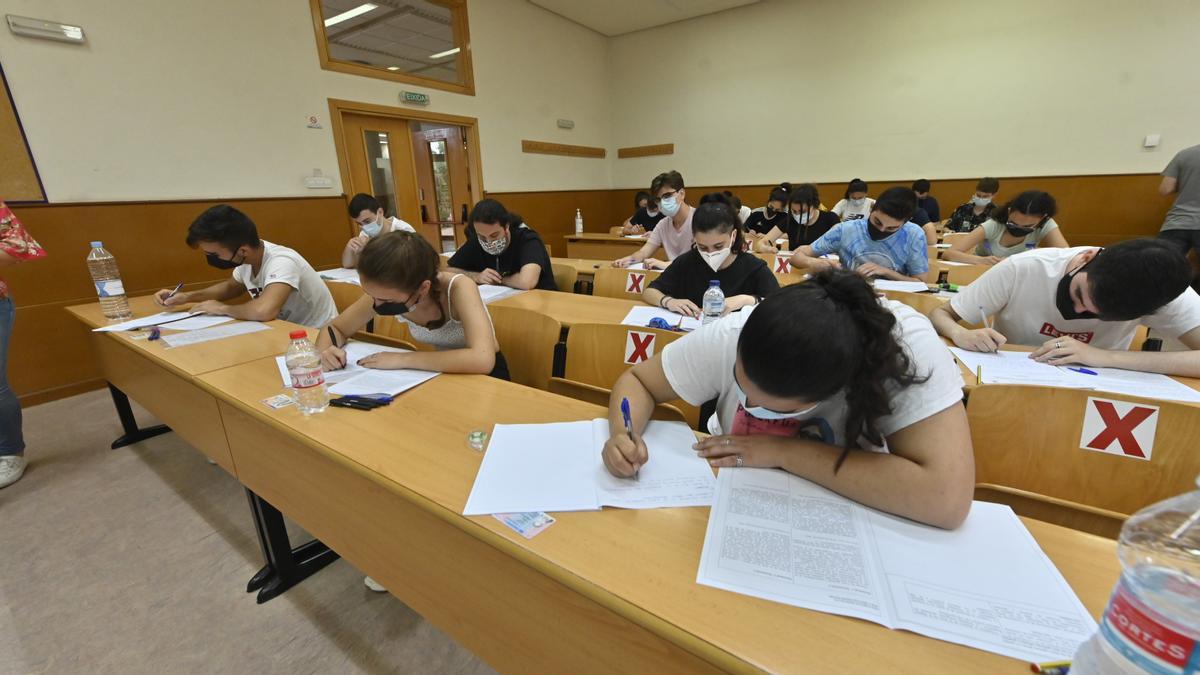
778;182;793;192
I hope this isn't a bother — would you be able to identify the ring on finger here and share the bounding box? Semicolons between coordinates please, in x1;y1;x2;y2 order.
1055;341;1062;349
735;454;743;468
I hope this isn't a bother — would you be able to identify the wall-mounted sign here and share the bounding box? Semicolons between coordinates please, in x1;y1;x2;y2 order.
401;90;430;106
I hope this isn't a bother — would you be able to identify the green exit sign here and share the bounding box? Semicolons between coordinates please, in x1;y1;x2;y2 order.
401;90;430;105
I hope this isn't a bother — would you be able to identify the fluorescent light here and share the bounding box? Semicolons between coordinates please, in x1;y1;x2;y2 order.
386;66;400;71
323;3;377;27
429;47;460;59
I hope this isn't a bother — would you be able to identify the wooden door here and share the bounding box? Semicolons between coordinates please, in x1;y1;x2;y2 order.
410;125;473;251
339;113;431;249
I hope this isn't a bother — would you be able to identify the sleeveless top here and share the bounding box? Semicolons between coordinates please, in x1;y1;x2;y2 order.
398;274;494;350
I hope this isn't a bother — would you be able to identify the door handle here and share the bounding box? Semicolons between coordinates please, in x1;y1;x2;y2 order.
420;205;429;222
460;204;468;223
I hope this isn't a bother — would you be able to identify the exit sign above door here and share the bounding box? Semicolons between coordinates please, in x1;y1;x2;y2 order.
400;90;430;105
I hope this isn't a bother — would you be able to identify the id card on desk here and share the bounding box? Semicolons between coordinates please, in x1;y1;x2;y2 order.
493;512;556;539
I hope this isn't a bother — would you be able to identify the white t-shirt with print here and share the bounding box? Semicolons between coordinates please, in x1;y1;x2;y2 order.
660;300;964;450
232;241;338;328
951;246;1200;349
832;197;876;222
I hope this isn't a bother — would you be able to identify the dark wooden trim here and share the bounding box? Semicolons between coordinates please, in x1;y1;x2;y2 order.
617;143;674;159
521;140;606;159
19;379;105;408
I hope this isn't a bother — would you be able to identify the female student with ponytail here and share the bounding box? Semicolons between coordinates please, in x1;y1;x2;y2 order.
831;178;874;222
603;270;973;529
316;230;510;380
742;183;792;238
943;190;1069;265
642;194;779;318
753;183;839;252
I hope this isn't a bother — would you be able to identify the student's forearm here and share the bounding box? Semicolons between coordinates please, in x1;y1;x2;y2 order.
341;245;358;268
929;306;969;340
502;270;539;290
629;243;656;262
221;299;282;322
607;370;656;439
642;288;667;307
768;436;968;529
878;268;924;282
187;282;240;303
1091;348;1200;378
942;249;985;264
400;346;495;375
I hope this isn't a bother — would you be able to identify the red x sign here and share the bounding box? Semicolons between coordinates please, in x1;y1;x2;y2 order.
774;256;791;274
624;331;656;364
626;272;646;293
1080;397;1159;460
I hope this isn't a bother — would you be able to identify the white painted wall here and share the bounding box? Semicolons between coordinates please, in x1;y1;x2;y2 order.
0;0;611;200
608;0;1200;189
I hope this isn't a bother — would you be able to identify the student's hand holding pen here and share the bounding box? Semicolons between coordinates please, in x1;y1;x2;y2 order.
951;327;1008;353
320;345;347;371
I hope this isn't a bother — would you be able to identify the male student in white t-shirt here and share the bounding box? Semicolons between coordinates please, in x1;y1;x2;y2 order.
929;238;1200;376
155;204;337;328
614;170;694;271
343;193;417;268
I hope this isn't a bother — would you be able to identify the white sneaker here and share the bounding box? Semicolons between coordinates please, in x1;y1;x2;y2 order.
363;576;387;593
0;455;27;489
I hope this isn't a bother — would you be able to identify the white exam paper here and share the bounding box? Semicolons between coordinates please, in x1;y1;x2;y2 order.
697;468;1096;663
93;311;198;332
477;285;524;304
274;340;439;396
159;321;270;347
163;315;234;331
620;306;702;332
462;419;714;515
873;280;931;293
318;268;361;285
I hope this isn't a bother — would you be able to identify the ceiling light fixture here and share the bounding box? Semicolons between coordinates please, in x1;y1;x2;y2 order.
429;47;460;59
323;3;378;27
387;66;401;71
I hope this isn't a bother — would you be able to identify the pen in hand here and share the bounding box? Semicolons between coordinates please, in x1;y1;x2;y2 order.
620;397;639;481
979;305;997;353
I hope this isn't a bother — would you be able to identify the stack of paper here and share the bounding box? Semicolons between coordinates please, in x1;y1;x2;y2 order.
275;340;438;396
697;468;1097;663
477;285;524;304
160;321;270;347
94;311;197;332
620;306;702;332
318;268;361;285
950;348;1200;403
873;280;931;293
463;419;715;514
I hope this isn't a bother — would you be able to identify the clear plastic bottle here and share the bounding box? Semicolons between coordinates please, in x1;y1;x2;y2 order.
1072;476;1200;674
702;280;725;325
86;241;132;320
285;330;329;415
574;208;584;234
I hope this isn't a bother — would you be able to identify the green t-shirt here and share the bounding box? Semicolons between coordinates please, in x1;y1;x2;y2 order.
974;218;1059;258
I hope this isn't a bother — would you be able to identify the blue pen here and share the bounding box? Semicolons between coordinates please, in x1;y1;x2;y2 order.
1068;367;1098;376
620;397;639;481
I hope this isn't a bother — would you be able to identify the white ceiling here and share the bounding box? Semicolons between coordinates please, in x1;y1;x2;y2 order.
528;0;762;37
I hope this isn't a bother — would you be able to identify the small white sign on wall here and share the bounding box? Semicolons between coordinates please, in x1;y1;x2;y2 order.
306;115;322;129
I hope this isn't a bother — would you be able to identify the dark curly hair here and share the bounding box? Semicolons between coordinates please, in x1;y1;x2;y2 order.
737;270;928;469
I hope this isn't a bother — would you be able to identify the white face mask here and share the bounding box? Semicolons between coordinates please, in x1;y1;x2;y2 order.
793;211;809;225
734;377;818;420
360;219;383;238
849;198;866;207
971;195;991;207
659;195;681;217
700;244;733;272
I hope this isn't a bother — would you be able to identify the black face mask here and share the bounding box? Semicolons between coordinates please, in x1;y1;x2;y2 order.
1005;222;1036;237
1055;260;1098;320
867;217;895;241
765;206;777;217
373;289;418;316
205;251;243;269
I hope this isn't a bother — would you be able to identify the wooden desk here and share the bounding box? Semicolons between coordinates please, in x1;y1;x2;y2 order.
490;289;638;327
565;233;666;261
197;355;1121;674
550;257;615;283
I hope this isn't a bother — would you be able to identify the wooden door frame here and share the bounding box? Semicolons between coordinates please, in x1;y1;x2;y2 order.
328;99;484;220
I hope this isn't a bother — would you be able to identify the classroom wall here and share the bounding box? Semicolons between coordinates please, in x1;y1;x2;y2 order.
0;0;612;200
607;0;1200;188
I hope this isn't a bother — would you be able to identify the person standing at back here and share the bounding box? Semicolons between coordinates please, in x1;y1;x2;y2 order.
614;171;694;271
342;193;416;268
0;201;46;489
945;177;1000;232
1158;143;1200;272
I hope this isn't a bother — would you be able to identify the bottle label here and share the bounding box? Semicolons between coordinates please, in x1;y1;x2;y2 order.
1099;577;1200;674
289;366;325;389
95;280;125;298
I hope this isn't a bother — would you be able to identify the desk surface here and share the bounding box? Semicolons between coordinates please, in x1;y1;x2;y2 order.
490;289;637;327
549;257;615;278
565;233;649;243
66;295;303;377
197;355;1120;673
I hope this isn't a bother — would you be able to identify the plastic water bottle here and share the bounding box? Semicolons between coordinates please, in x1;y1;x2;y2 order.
86;241;132;320
574;208;584;234
1072;476;1200;674
285;330;329;415
702;280;725;325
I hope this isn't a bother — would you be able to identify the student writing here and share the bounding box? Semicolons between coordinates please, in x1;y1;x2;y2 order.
742;183;792;242
831;178;874;222
928;238;1200;376
446;199;557;291
621;190;665;235
943;190;1069;265
155;205;336;328
944;177;1000;232
603;271;973;529
642;194;779;319
753;183;839;252
913;179;941;223
614;170;694;271
342;193;416;268
790;187;929;282
316;231;510;380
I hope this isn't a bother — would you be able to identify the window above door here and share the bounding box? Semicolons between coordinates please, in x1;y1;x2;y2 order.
309;0;475;95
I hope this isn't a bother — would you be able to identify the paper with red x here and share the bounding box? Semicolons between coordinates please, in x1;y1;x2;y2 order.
774;256;792;274
625;272;646;294
1079;397;1159;461
624;330;656;364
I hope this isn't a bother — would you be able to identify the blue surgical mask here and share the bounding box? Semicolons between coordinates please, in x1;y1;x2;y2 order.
734;375;818;420
360;219;383;238
659;195;680;217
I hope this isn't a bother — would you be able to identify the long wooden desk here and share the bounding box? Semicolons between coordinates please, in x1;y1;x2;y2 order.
195;354;1121;674
565;233;666;261
550;256;614;283
490;289;639;327
67;295;340;601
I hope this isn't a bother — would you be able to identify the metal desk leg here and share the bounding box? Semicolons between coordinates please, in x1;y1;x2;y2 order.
107;384;171;449
245;489;340;604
